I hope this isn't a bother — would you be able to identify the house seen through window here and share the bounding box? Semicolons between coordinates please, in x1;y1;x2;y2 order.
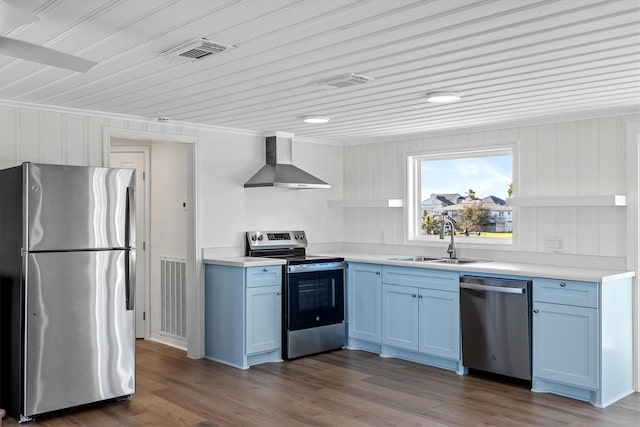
408;148;513;244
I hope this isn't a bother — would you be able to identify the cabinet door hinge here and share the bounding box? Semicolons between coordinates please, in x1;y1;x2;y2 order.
143;311;146;321
143;241;146;250
142;171;146;181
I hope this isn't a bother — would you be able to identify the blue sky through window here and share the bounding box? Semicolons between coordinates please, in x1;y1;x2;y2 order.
421;155;512;202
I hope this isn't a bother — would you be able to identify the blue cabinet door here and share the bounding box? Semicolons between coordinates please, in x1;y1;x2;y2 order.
348;263;382;343
382;284;418;351
246;285;281;355
532;301;598;389
418;289;460;360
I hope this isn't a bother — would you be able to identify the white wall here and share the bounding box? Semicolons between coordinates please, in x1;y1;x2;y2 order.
0;106;106;167
195;128;344;254
343;114;640;270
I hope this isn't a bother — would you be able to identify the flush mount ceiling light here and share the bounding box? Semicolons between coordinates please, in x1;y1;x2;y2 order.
303;115;330;124
426;91;462;103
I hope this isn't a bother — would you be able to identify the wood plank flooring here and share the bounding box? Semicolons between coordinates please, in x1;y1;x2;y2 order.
3;340;640;426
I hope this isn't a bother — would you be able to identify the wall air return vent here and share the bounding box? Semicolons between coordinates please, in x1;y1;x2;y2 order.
162;38;235;60
312;73;375;88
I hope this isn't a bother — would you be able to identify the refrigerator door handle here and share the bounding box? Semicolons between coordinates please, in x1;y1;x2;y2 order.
126;186;136;249
126;249;136;311
125;185;136;311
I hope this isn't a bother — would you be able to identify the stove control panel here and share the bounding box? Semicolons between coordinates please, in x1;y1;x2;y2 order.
246;230;307;249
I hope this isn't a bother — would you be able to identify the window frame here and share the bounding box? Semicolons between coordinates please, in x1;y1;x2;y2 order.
406;145;515;247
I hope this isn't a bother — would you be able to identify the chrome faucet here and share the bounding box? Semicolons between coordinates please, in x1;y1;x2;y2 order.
439;218;457;259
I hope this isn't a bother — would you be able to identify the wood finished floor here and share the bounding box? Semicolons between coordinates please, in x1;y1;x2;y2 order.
4;340;640;426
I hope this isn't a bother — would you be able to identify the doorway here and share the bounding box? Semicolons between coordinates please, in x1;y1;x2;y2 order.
110;148;150;338
110;139;192;350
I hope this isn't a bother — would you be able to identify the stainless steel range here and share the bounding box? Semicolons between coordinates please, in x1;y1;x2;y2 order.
246;231;345;359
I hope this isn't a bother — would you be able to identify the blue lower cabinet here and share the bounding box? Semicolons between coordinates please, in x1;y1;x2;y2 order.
380;266;463;373
205;264;282;369
532;301;598;389
531;277;633;407
381;284;460;360
246;285;281;355
347;263;382;349
418;288;460;360
382;284;419;351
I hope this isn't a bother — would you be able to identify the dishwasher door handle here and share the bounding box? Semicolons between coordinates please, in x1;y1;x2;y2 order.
460;282;525;294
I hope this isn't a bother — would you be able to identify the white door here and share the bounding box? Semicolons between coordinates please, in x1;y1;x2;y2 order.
110;150;148;338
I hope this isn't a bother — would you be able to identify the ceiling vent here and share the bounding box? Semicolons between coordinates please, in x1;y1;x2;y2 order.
311;73;375;88
162;38;235;60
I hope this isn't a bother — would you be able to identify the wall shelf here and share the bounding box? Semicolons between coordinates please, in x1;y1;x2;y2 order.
505;195;626;207
328;199;404;208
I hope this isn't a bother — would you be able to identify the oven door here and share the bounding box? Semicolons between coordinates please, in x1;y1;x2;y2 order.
287;262;345;331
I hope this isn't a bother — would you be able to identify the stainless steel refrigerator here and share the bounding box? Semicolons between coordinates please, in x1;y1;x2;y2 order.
0;162;136;422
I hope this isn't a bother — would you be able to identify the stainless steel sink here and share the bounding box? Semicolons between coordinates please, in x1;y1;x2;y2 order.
430;258;486;264
388;256;489;264
389;256;442;262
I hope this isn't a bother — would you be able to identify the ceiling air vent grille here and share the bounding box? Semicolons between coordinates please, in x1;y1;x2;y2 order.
162;38;235;61
312;73;375;88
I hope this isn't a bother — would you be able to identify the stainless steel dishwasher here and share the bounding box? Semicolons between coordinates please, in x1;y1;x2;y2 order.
460;275;532;380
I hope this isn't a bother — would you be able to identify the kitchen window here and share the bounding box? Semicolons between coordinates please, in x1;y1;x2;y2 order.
407;147;513;245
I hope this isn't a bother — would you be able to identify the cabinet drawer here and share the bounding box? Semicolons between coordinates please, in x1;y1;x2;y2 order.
382;266;458;292
533;279;598;308
246;266;282;288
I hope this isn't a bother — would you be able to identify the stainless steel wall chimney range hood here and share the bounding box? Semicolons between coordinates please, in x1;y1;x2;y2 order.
244;133;330;189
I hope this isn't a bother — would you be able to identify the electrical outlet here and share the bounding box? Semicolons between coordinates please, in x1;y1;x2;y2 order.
544;236;562;252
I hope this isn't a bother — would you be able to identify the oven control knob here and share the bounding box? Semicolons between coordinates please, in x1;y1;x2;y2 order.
251;235;257;241
257;235;263;241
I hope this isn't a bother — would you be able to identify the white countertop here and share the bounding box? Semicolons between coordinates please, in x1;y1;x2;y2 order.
203;256;286;267
203;252;634;282
322;252;635;283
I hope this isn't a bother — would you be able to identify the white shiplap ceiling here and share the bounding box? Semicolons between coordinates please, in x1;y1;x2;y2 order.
1;0;639;143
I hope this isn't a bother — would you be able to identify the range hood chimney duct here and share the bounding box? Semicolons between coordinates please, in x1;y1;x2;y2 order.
244;133;330;189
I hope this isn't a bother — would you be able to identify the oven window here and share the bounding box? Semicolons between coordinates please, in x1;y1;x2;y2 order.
297;281;335;311
288;270;344;331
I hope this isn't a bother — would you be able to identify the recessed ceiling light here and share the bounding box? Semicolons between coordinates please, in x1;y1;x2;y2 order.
426;91;462;103
303;115;330;124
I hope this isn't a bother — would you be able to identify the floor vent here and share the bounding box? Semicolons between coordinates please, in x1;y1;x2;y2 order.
162;38;235;60
311;73;375;88
160;256;187;341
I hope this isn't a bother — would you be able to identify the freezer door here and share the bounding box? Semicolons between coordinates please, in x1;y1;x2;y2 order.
26;163;135;251
25;250;135;417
